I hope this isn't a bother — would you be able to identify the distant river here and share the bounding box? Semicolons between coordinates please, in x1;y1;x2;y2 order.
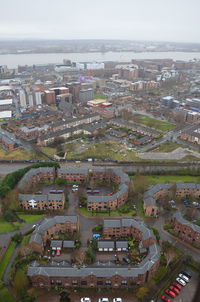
0;51;200;69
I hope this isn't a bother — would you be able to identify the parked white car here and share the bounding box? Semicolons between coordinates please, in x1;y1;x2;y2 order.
81;298;91;302
98;298;109;302
113;299;122;302
176;277;186;286
179;273;189;283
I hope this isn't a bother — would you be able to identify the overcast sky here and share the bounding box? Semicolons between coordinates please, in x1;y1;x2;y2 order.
0;0;199;43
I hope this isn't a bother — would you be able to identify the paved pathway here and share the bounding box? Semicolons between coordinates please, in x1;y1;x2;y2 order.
138;147;200;160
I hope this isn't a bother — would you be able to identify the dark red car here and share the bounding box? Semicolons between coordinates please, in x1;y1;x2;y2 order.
172;282;182;291
165;289;176;298
161;294;171;302
169;286;180;295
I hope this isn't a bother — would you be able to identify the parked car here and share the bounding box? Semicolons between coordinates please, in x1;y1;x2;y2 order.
123;257;131;264
98;298;109;302
169;286;180;295
56;248;61;256
80;298;91;302
180;270;192;279
176;277;186;286
161;295;171;302
52;249;56;257
113;299;122;302
165;289;176;298
172;282;182;291
178;273;189;283
107;192;113;196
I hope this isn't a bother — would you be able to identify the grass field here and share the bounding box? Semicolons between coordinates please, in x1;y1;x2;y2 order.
17;214;45;224
131;115;175;133
0;288;15;302
79;207;136;217
0;147;41;161
64;141;140;161
94;94;107;99
0;220;21;234
0;241;16;280
147;175;200;184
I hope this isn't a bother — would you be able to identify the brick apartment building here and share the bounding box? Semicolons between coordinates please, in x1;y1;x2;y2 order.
18;167;55;191
0;133;19;151
172;211;200;248
57;167;130;211
19;193;65;210
143;182;200;217
27;218;160;289
28;216;79;253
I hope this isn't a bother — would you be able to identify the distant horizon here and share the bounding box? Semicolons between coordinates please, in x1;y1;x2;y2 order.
0;38;200;45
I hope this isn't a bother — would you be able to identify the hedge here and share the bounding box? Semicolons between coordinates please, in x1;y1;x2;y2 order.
0;162;59;198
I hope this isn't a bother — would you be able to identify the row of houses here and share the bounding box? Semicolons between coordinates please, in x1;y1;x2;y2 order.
172;211;200;248
108;118;160;138
16;113;100;143
28;216;79;253
143;182;200;217
180;125;200;145
27;218;160;289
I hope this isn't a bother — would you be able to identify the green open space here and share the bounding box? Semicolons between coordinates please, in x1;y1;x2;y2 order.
146;175;200;184
94;94;107;99
0;220;21;234
79;207;136;217
0;287;15;302
17;214;45;224
0;241;16;280
131;115;175;132
0;147;42;161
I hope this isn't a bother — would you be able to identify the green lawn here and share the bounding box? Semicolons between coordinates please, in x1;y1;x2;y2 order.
137;199;149;219
94;94;107;99
79;207;136;217
0;220;20;234
0;241;16;280
0;288;15;302
131;115;175;133
18;214;45;224
147;175;200;184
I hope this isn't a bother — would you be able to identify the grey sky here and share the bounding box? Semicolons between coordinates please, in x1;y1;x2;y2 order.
0;0;199;43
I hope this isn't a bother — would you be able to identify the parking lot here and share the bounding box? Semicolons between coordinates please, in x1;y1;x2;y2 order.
159;271;199;302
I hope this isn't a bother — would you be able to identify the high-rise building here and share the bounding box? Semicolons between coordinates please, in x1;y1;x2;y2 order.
19;89;27;108
79;88;94;102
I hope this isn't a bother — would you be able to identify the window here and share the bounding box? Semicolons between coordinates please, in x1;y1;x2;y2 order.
105;280;111;286
81;281;87;285
97;281;103;286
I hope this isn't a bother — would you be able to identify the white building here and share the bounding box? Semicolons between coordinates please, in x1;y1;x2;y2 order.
86;62;105;70
34;91;42;106
19;89;27;108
